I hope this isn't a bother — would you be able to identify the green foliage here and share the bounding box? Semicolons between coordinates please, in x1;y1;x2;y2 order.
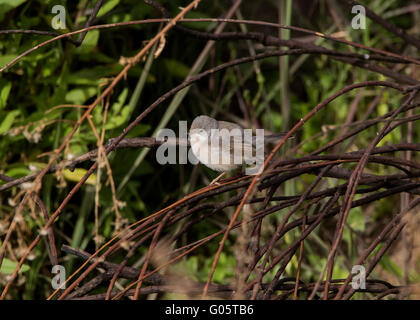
0;0;27;21
0;0;417;299
0;258;30;274
184;252;236;283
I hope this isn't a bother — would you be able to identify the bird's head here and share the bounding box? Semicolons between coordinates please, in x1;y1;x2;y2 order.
189;115;218;147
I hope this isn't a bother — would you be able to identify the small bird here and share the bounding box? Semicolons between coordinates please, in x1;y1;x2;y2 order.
189;115;289;184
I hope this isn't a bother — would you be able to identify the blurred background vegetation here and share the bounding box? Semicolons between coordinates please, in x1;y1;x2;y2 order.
0;0;419;299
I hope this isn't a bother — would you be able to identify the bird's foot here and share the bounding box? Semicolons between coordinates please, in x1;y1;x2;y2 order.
210;172;226;186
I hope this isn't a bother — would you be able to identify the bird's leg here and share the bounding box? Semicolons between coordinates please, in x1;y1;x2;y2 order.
210;172;226;185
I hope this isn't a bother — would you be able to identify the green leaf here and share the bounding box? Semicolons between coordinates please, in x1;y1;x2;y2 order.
0;257;30;274
125;123;151;138
163;59;191;79
66;65;123;85
0;110;20;134
111;88;128;115
0;0;27;20
262;110;282;132
380;254;404;279
349;208;366;232
62;168;96;185
0;81;11;109
4;166;30;179
75;30;99;54
105;106;131;129
182;11;212;30
68;139;88;156
97;0;120;17
65;87;97;105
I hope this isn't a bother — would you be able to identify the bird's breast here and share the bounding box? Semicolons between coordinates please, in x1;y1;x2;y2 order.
189;132;239;172
190;133;211;165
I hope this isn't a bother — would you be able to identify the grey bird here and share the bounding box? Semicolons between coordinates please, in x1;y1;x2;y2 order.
189;115;289;184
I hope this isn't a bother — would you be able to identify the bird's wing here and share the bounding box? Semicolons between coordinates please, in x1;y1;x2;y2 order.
218;120;243;131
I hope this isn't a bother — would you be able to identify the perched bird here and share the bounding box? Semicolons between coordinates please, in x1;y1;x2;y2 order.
189;115;289;184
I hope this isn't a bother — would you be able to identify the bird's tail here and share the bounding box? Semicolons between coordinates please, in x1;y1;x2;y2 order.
252;132;293;146
264;132;291;144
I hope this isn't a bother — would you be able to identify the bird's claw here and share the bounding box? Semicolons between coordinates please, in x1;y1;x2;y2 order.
209;172;226;186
